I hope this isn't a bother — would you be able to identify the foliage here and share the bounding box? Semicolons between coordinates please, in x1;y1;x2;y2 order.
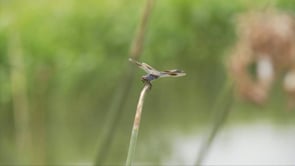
0;0;294;164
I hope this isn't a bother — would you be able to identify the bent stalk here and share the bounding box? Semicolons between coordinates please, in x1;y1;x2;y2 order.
126;83;151;166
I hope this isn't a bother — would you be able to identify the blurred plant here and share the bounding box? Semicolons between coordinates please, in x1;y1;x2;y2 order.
195;80;233;165
196;8;295;166
94;0;154;164
228;9;295;109
7;18;32;163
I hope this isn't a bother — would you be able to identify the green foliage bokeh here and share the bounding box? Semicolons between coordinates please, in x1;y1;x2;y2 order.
0;0;295;164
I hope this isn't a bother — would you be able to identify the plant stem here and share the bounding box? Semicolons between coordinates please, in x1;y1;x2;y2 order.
126;83;150;166
130;0;154;59
8;22;32;164
195;80;233;165
94;0;154;164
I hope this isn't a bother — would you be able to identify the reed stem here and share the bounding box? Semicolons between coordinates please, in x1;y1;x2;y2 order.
94;0;154;164
126;83;151;166
195;80;233;165
8;23;32;164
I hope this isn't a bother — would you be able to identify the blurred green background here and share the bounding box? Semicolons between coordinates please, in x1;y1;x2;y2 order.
1;0;295;165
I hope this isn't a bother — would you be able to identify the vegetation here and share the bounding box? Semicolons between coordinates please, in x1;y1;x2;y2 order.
0;0;295;164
